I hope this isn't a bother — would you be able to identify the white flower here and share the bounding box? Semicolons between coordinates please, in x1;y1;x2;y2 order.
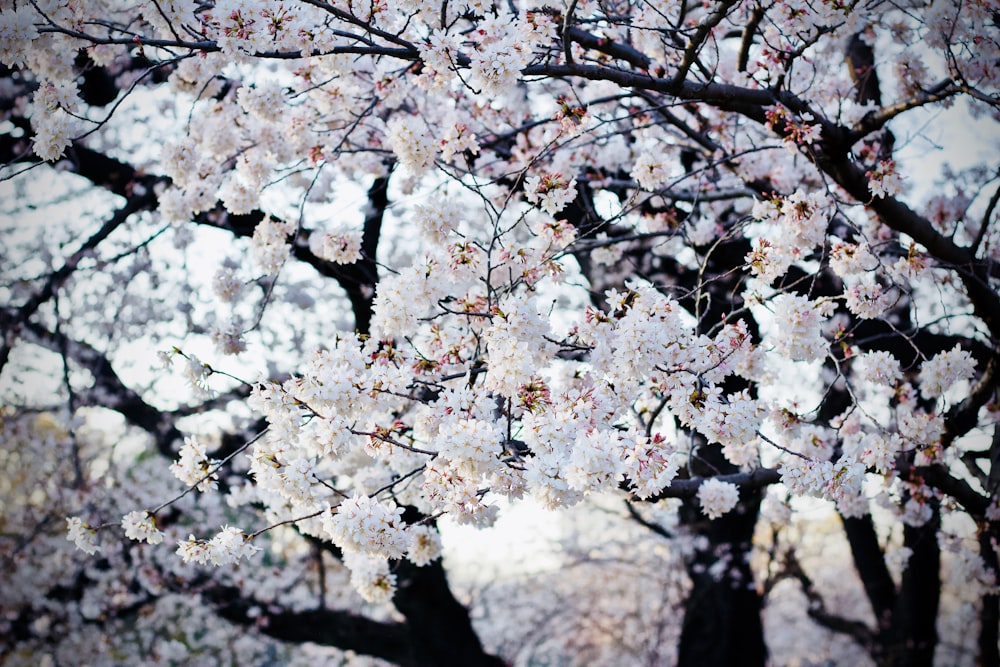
440;123;479;163
698;390;761;455
697;478;740;519
751;190;830;252
524;172;577;215
310;230;363;264
176;527;260;566
897;408;943;447
631;152;671;190
844;282;894;319
0;6;39;68
33;80;80;113
218;174;259;215
770;294;830;362
624;435;680;499
745;238;793;285
176;535;211;565
857;432;901;474
212;267;244;302
867;159;903;198
237;80;285;122
32;112;76;162
157;349;176;368
776;190;830;250
343;552;397;603
469;36;529;97
182;354;215;398
323;495;411;559
122;511;165;545
386;115;437;176
66;517;100;555
160;137;200;188
566;428;627;494
436;418;501;477
211;320;247;355
856;350;902;386
829;241;877;278
405;525;443;566
419;29;459;75
170;436;221;492
250;216;294;275
779;458;833;498
208;526;260;565
919;344;976;399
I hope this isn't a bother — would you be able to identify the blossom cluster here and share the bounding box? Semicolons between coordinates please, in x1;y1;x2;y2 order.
177;527;261;566
170;436;221;492
697;479;740;519
121;511;165;545
17;0;996;643
323;494;411;559
746;190;832;284
66;517;100;555
769;294;831;362
919;344;977;400
250;217;295;275
310;230;364;265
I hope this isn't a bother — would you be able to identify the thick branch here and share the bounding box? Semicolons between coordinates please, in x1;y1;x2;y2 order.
848;79;956;144
890;501;940;667
393;507;506;667
528;44;1000;340
842;514;897;635
0;192;156;375
942;354;998;449
644;468;781;501
0;133;159;199
780;549;874;649
36;25;418;60
206;585;416;666
978;530;1000;667
20;322;181;454
671;0;741;86
915;463;989;517
563;26;651;69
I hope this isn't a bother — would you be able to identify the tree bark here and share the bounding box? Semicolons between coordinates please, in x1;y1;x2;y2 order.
885;503;940;667
394;558;506;667
678;479;767;667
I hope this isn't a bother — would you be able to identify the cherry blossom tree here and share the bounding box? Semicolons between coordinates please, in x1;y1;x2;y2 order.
2;0;999;665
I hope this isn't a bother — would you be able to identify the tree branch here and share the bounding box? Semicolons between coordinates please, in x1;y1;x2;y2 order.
0;131;162;199
0;192;156;375
841;513;897;636
206;585;417;666
197;172;389;337
643;468;781;502
779;549;875;649
20;321;181;454
625;499;674;539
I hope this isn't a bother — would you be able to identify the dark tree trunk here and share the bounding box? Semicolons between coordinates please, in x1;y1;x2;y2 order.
678;477;767;667
979;529;1000;667
676;235;767;667
885;503;940;667
394;508;507;667
394;558;506;667
560;125;771;667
